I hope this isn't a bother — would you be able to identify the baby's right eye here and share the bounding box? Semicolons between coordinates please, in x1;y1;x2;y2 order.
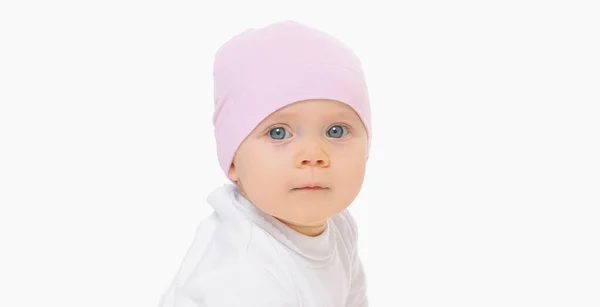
269;127;292;140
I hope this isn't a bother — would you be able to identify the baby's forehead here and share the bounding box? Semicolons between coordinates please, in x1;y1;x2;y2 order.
267;99;359;120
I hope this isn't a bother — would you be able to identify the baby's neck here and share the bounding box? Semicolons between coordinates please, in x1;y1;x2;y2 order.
275;217;326;237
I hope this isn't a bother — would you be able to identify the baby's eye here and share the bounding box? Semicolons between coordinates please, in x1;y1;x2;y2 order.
269;127;292;140
326;125;348;139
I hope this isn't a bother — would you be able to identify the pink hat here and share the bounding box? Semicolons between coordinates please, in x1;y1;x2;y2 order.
212;21;371;177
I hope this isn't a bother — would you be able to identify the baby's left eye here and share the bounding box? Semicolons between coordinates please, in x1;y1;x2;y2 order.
326;125;348;139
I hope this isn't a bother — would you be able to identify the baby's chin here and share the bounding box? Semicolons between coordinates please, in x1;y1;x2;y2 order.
263;200;348;226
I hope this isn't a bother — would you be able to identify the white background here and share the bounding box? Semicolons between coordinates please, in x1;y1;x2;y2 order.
1;0;599;306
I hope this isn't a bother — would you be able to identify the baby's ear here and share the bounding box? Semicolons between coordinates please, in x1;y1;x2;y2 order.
228;163;239;182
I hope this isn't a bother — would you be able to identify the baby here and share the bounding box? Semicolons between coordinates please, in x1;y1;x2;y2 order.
159;21;371;307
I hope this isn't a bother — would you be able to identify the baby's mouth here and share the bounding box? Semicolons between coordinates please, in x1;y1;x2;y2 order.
293;185;329;191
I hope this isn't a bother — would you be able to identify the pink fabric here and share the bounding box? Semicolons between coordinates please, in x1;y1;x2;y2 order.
212;21;371;176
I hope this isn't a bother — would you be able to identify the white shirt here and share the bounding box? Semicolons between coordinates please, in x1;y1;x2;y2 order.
158;184;368;307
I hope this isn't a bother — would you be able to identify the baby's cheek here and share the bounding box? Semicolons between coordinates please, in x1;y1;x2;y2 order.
334;157;366;194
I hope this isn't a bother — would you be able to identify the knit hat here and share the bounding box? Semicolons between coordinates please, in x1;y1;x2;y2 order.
212;21;371;177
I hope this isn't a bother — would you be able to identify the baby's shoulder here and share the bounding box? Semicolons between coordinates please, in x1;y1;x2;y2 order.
176;220;297;304
178;259;298;306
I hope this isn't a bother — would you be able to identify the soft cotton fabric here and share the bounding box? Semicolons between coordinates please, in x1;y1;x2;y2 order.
212;21;372;176
158;184;368;307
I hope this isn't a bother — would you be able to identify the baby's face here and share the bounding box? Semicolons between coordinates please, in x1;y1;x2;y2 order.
229;99;368;227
